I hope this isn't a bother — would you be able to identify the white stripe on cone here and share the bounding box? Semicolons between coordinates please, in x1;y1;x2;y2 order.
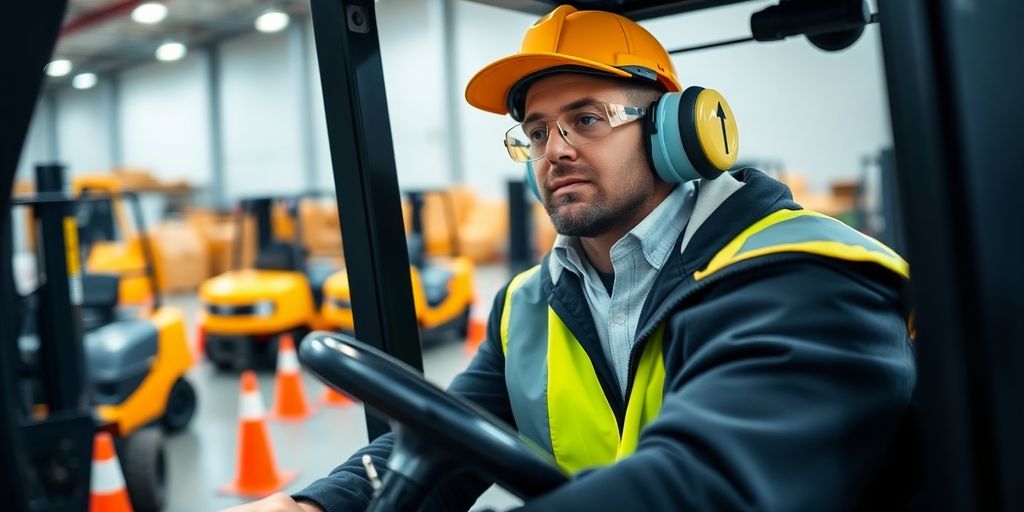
277;347;300;374
240;390;266;420
91;457;127;495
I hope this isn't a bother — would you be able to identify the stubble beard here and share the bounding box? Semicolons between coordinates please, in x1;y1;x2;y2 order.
543;153;651;238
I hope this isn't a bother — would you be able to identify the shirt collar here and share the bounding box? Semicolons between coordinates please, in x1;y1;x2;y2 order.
549;181;697;283
614;182;694;269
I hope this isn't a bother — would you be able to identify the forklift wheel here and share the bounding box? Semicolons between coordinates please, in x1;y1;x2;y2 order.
120;427;167;512
161;377;197;433
205;334;262;371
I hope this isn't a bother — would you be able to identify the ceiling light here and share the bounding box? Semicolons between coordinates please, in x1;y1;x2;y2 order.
132;2;168;24
155;41;187;62
255;9;290;33
45;59;72;77
72;73;98;90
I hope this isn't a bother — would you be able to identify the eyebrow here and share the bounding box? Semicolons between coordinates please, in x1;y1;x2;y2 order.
522;96;602;124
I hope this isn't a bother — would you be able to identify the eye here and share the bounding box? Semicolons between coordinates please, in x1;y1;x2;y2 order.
573;112;605;129
528;125;548;142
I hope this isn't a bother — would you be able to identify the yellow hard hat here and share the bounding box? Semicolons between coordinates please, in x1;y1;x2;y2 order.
465;5;682;120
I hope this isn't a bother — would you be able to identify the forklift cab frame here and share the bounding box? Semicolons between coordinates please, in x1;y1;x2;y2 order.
2;0;1021;510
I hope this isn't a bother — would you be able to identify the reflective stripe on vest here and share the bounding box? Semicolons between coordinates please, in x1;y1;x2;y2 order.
498;209;905;474
695;209;909;281
501;266;666;473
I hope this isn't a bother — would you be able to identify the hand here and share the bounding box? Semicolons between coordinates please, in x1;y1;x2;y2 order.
220;493;325;512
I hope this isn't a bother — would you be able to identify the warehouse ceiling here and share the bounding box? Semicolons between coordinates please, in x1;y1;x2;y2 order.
49;0;761;88
49;0;309;86
463;0;752;19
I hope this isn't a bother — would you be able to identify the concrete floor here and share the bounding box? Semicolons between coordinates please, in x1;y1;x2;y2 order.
161;264;521;511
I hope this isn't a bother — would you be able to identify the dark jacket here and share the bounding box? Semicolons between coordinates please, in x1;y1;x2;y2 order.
293;169;918;511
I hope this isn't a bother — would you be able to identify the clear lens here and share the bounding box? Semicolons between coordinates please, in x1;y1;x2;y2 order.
504;103;645;163
505;126;542;162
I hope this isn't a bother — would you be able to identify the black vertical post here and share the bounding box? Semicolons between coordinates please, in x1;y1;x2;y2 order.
408;192;424;236
879;1;1024;510
407;192;425;268
309;0;423;438
507;179;533;275
33;163;87;412
2;1;69;508
252;198;273;251
877;148;905;256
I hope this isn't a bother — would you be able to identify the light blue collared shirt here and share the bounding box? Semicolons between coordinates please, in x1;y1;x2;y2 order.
549;182;697;393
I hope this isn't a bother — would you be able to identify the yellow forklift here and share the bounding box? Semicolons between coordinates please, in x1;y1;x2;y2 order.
10;165;195;511
15;173;159;306
72;173;159;306
198;195;339;370
321;190;475;345
5;1;1022;511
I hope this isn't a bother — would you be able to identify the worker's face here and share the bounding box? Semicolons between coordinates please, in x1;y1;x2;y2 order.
523;74;657;238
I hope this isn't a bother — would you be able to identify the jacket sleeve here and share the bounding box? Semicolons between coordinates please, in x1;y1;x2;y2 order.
516;259;917;511
292;284;515;512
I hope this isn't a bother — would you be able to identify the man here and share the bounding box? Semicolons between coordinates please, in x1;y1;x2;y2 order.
229;5;916;511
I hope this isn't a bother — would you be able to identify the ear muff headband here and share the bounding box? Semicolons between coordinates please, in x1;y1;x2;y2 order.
525;160;541;201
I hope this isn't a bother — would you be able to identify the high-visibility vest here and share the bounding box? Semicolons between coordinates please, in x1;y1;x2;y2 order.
499;209;909;474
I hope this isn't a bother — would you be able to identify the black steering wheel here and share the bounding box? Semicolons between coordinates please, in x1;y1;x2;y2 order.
298;331;569;511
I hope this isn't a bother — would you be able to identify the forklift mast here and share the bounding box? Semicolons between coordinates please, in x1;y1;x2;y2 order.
232;195;309;274
1;2;93;510
252;198;274;252
405;189;461;260
1;164;98;511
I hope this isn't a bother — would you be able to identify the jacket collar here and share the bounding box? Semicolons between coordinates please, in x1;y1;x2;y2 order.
542;168;798;297
638;168;800;336
678;168;799;274
533;168;798;419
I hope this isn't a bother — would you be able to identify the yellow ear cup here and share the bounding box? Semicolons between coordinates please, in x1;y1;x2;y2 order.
692;89;739;171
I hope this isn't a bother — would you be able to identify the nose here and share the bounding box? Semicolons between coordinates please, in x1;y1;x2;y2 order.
543;121;577;164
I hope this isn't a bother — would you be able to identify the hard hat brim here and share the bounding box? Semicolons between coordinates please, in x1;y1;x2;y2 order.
465;52;634;116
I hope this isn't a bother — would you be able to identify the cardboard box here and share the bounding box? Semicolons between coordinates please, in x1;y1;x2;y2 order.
459;199;508;263
185;209;254;275
300;200;343;258
150;221;208;293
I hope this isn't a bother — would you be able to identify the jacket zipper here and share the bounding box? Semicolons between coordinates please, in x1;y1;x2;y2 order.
619;255;798;416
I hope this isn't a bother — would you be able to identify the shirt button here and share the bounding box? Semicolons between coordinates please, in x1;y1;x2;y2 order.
613;312;626;325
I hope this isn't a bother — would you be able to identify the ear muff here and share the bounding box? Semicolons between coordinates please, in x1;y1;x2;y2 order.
525;160;541;201
648;86;739;183
523;86;739;202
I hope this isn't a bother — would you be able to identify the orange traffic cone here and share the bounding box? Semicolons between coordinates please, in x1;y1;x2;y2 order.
463;315;486;354
270;334;315;422
90;431;133;512
320;387;355;407
220;371;297;498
